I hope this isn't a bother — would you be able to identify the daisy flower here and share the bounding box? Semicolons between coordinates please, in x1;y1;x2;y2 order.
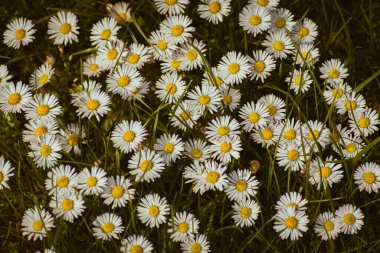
28;135;62;169
180;234;210;253
262;30;295;59
128;148;165;183
184;139;211;162
210;135;242;164
49;190;85;223
187;85;222;114
309;156;344;190
248;49;276;83
120;235;154;253
0;81;32;114
125;43;151;69
101;175;135;208
314;212;341;240
238;101;270;132
58;123;86;155
217;51;251;85
178;39;206;71
339;134;364;159
232;199;261;227
183;161;208;194
29;64;55;89
92;213;124;241
273;206;309;240
170;100;201;131
149;30;177;61
47;11;79;45
97;40;126;70
269;8;296;32
276;143;308;172
0;156;15;190
220;87;241;111
155;72;186;104
167;211;200;242
3;17;36;49
330;124;352;154
22;120;59;144
131;79;150;101
354;162;380;193
21;206;55;241
225;169;259;202
0;64;12;87
302;120;331;152
349;108;379;137
335;204;364;234
291;18;318;44
111;120;147;154
83;56;104;77
201;67;226;89
107;1;132;23
73;90;111;121
160;15;195;45
251;123;276;147
273;118;301;145
323;82;352;105
248;0;279;10
160;52;183;73
336;91;366;116
197;0;231;24
137;193;170;228
293;43;320;66
201;160;228;192
77;166;108;196
319;59;349;85
154;133;184;165
24;93;61;123
71;80;103;101
285;69;313;94
275;192;308;211
258;94;286;123
45;165;78;196
90;17;120;48
154;0;189;16
205;115;241;141
239;5;271;36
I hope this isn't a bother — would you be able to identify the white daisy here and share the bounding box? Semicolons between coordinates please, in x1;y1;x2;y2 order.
58;123;86;155
269;8;296;32
22;120;59;143
180;234;210;253
239;5;271;36
137;193;170;228
238;101;270;132
339;134;364;159
309;156;344;190
92;213;124;241
197;0;232;24
262;30;295;59
354;162;380;193
97;39;126;70
248;0;279;10
49;190;85;223
160;15;195;45
301;120;331;152
232;199;261;227
273;206;309;240
225;169;259;202
120;235;154;253
167;211;200;242
24;93;61;123
154;0;189;16
3;17;36;49
184;139;211;162
83;56;104;77
349;108;379;137
336;91;366;116
0;64;12;87
0;81;32;114
160;52;183;73
107;64;143;100
273;118;301;146
201;160;228;192
149;30;177;61
170;100;201;131
330;124;352;154
155;72;186;104
205;115;241;141
248;49;276;83
107;1;132;23
323;82;352;105
319;59;349;86
45;165;78;196
258;94;286;123
217;51;251;85
275;192;308;211
201;67;226;89
187;85;222;114
251;123;276;147
73;90;111;121
128;148;165;183
178;39;206;71
47;11;79;45
210;135;242;164
28;135;62;169
90;17;120;48
29;64;55;89
154;133;184;165
101;175;135;208
335;204;364;234
285;69;313;94
276;143;308;172
125;43;151;69
77;166;108;196
0;156;15;190
291;18;318;44
21;206;55;241
293;43;320;66
314;212;341;240
111;120;147;154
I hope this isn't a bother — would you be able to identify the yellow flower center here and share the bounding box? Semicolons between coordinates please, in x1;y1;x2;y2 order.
101;222;114;233
320;167;331;179
257;0;268;6
284;129;296;140
165;0;177;5
140;160;153;171
275;18;286;28
118;76;130;87
61;199;74;211
358;117;370;128
0;172;3;183
111;185;124;198
345;101;357;111
190;243;203;253
301;51;311;60
60;23;72;35
32;220;43;231
228;63;240;74
346;143;357;153
235;180;247;191
148;205;160;217
249;15;261;25
177;222;189;233
363;172;376;184
90;63;99;72
116;12;127;23
294;75;305;87
285;217;298;229
330;133;339;142
39;74;49;85
163;143;174;154
171;25;184;37
206;171;219;183
100;29;111;40
180;111;190;121
157;40;167;50
254;61;265;73
220;141;231;153
298;27;309;37
273;41;285;51
123;131;135;142
86;176;97;187
214;76;222;86
198;95;210;105
328;69;340;79
36;105;50;116
267;105;277;116
35;126;48;137
332;88;343;98
68;134;79;146
287;150;299;161
343;214;356;225
8;93;21;105
217;126;230;136
323;221;335;232
40;145;52;157
287;202;297;207
191;149;202;158
308;130;320;141
262;129;273;140
165;83;177;94
57;176;69;188
240;207;252;218
128;53;140;64
223;95;232;104
15;29;26;40
130;245;143;253
107;49;118;60
248;112;260;123
171;60;181;69
87;99;100;110
209;2;221;13
186;50;197;61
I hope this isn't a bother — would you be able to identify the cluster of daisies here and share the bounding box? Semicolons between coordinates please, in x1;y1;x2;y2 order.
1;0;380;251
